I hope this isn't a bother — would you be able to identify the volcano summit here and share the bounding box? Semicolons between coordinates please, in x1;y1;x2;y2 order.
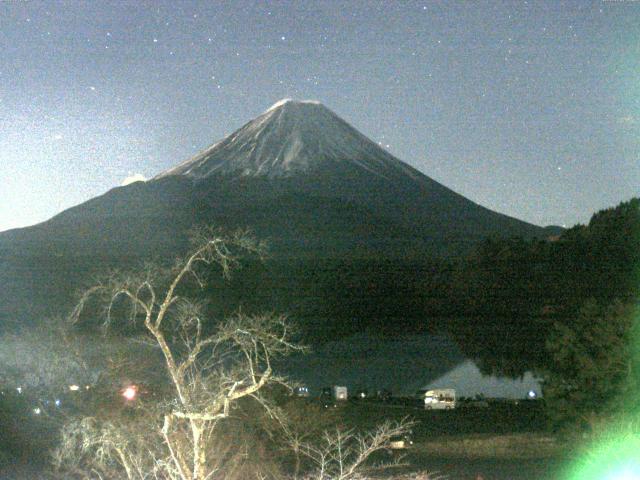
156;99;419;181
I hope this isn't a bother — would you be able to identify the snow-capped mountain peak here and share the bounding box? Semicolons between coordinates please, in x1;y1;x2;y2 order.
156;99;417;180
264;98;322;112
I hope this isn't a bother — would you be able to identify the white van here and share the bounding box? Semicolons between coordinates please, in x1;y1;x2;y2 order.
423;388;456;410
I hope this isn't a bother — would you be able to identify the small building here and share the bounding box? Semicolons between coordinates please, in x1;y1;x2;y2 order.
332;385;348;401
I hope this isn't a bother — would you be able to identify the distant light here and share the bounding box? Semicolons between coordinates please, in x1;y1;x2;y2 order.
122;386;137;401
54;399;61;407
33;407;41;415
528;390;537;399
16;386;22;394
69;385;80;391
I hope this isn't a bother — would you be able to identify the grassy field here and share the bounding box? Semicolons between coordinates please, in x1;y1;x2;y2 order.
329;398;566;479
336;398;549;436
1;395;565;479
416;433;558;459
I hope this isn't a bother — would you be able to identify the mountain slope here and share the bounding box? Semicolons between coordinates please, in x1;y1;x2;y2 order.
0;99;550;328
156;99;420;180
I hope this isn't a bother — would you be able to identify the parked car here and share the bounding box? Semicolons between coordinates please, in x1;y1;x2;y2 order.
423;388;456;410
387;430;414;450
293;386;310;397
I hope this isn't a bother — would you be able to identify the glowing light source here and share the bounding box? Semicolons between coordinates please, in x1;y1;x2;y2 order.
565;434;640;480
69;384;80;391
604;465;640;480
122;386;137;401
33;407;41;415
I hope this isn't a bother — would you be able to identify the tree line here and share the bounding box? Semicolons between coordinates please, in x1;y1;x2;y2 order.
447;197;639;430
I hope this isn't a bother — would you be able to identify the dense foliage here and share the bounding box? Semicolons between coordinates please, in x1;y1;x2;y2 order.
448;198;639;428
543;300;637;430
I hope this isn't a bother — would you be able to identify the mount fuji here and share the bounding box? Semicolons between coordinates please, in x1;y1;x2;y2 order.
156;99;421;180
0;99;553;330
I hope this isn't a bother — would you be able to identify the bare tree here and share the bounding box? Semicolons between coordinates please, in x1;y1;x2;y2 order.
60;228;302;480
50;228;425;480
293;420;413;480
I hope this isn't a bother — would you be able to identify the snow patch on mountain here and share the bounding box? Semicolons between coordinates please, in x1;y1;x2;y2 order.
156;99;421;181
265;98;321;112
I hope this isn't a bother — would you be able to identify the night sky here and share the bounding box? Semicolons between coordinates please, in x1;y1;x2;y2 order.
1;0;638;233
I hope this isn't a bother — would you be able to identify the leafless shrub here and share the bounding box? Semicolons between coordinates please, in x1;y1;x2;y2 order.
393;473;448;480
295;419;413;480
